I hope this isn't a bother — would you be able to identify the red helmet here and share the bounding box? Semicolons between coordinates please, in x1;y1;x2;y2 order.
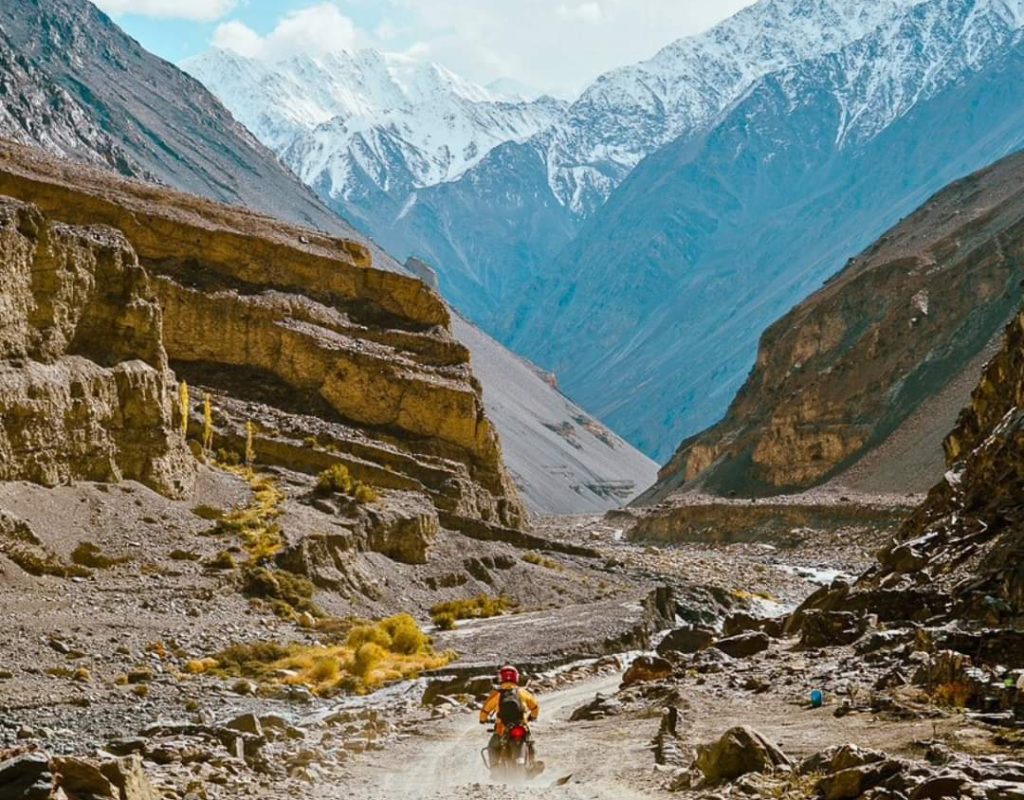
498;665;519;684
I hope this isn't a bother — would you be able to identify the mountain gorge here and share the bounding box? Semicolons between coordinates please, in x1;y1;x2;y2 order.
523;0;1024;459
0;0;656;514
646;147;1024;500
192;0;1024;468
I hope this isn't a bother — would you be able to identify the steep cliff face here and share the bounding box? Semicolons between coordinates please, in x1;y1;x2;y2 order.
797;306;1024;625
0;194;193;496
0;142;523;529
645;149;1024;501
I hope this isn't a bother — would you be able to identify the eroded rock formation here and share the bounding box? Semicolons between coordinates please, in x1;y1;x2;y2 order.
0;195;192;496
0;142;524;530
801;305;1024;625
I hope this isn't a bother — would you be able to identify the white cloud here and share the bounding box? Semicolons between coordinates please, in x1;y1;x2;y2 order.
556;2;605;25
382;0;758;97
94;0;236;22
212;3;360;60
203;0;756;95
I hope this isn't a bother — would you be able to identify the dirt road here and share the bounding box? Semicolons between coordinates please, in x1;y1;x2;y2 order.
349;672;671;800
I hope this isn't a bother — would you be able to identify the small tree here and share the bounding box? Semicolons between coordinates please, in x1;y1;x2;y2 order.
245;420;256;465
202;393;214;453
178;381;189;437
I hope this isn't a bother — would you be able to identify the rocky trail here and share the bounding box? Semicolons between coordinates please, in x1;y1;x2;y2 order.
352;671;662;800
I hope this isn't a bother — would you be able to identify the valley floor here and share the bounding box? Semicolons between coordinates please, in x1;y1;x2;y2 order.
1;494;1019;800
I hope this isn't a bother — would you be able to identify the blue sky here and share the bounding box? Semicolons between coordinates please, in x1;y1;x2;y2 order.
92;0;755;97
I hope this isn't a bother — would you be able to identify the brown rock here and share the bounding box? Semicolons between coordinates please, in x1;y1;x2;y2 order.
657;625;715;655
0;197;193;498
693;726;791;785
53;757;115;798
713;631;771;659
817;760;905;800
621;656;673;687
98;756;159;800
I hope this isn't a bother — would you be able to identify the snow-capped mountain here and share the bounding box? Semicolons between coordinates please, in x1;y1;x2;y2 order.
511;0;1024;459
190;0;1024;466
542;0;930;215
183;48;566;204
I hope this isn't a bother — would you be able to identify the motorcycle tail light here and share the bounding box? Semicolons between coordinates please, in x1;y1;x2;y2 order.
509;725;527;742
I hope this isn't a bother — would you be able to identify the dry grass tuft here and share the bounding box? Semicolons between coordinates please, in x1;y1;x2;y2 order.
71;542;128;569
194;614;452;695
429;595;515;628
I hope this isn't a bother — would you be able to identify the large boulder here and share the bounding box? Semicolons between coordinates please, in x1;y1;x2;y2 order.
657;625;715;655
53;757;116;797
621;655;673;688
693;726;791;785
98;756;159;800
798;610;869;648
713;631;771;659
569;693;624;722
816;760;905;800
0;752;52;800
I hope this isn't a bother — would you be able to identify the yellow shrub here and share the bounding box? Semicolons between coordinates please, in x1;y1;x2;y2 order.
353;482;379;504
346;623;392;650
353;643;386;679
381;614;429;655
317;464;353;494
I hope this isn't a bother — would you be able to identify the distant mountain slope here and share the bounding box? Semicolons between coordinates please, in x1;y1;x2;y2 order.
513;0;1024;460
642;147;1024;501
193;0;924;336
0;0;654;514
3;0;373;239
184;47;565;201
453;316;657;514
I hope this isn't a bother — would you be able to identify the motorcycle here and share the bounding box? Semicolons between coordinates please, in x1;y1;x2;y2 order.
481;723;544;781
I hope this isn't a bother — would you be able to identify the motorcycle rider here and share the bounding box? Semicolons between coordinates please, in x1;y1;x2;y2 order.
479;664;539;765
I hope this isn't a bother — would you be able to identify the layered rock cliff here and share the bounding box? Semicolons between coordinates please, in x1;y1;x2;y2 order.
645;149;1024;501
0;194;192;496
0;141;524;530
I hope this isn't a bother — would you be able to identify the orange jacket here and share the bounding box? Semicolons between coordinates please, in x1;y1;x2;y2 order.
479;683;540;735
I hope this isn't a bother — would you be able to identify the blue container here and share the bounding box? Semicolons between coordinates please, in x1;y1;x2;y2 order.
810;689;824;708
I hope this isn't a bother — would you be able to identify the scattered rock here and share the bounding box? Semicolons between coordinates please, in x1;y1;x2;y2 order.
693;726;791;785
0;752;52;800
52;757;114;797
798;610;869;648
569;693;624;721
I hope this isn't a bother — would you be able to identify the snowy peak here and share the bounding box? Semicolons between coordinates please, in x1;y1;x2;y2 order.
543;0;942;214
184;47;567;197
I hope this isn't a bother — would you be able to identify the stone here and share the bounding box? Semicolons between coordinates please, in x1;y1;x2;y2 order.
816;760;905;800
0;752;52;800
979;780;1024;800
909;772;972;799
224;713;263;738
657;625;715;655
569;693;624;722
713;632;771;659
621;656;673;687
800;745;886;775
98;756;159;800
799;611;868;648
693;726;791;785
52;757;115;798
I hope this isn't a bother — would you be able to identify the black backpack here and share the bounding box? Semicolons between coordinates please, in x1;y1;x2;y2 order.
497;687;524;726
